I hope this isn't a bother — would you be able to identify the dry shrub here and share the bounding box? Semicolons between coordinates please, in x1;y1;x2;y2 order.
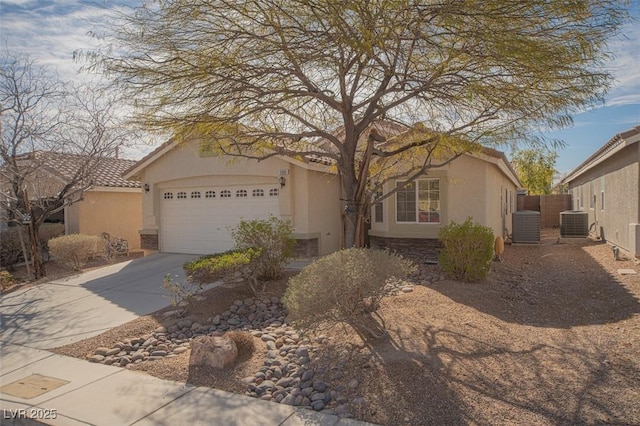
0;228;24;271
0;270;16;292
225;331;256;356
283;248;415;338
49;234;101;270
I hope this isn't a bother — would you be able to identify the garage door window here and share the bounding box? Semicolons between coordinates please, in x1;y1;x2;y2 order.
253;189;264;197
220;190;231;198
269;188;279;197
177;192;187;199
191;191;201;198
236;189;248;197
205;191;215;198
163;192;173;199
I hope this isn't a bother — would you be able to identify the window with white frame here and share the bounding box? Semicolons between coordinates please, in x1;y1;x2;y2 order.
396;179;440;223
205;190;215;198
269;188;279;197
252;189;264;197
220;190;231;198
163;192;173;199
177;191;187;199
191;191;201;199
236;189;248;198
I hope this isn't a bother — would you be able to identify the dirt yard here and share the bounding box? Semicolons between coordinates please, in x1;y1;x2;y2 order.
52;230;640;425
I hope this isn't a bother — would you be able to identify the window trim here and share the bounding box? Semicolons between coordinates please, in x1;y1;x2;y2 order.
600;177;605;211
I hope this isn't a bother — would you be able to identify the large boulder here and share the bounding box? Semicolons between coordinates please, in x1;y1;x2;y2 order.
189;335;238;369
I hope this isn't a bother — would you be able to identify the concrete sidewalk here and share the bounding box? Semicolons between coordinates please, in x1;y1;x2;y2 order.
1;345;367;425
1;254;372;425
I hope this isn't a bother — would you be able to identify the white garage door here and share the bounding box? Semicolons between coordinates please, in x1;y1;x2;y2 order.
160;185;280;254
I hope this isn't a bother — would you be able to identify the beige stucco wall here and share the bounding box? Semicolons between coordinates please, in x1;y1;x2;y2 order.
300;168;342;254
65;202;81;234
66;190;142;250
370;154;517;240
567;143;640;254
137;140;341;255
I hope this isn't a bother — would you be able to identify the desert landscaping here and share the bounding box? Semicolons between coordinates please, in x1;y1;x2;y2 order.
50;231;640;425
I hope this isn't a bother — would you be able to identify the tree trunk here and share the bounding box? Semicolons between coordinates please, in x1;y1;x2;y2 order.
340;170;368;249
22;189;45;279
30;221;46;279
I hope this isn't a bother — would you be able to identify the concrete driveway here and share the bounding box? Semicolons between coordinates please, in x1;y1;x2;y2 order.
0;253;198;350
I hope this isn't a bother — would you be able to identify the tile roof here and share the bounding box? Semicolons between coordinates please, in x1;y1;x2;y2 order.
20;151;140;189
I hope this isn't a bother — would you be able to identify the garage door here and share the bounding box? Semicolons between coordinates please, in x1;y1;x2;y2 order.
160;185;280;254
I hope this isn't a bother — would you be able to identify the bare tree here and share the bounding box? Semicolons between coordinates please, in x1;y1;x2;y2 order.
85;0;628;247
1;51;131;278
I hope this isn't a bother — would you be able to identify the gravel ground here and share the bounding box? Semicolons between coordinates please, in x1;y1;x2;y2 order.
52;230;640;425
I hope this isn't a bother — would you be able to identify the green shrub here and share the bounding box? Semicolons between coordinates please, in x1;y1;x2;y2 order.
231;215;295;281
282;248;415;337
438;217;494;282
184;248;260;281
49;234;101;270
184;216;294;295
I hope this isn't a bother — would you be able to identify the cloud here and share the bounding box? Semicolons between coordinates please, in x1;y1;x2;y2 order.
1;0;130;79
603;6;640;107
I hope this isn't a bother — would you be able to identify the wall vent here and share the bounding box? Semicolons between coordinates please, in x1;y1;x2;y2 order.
512;210;540;244
560;211;589;237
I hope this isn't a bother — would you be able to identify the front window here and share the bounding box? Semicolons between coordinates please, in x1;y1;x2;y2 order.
396;179;440;223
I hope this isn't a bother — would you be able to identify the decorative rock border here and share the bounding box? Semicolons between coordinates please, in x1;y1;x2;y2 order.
86;296;361;416
86;269;444;417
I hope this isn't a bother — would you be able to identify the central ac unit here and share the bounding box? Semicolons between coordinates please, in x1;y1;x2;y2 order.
560;211;589;237
512;210;540;243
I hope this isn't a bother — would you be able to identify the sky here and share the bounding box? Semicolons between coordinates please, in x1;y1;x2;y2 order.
1;0;639;175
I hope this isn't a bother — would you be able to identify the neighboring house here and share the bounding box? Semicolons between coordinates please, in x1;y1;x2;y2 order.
369;147;520;259
1;151;142;249
122;139;342;257
124;127;519;259
561;125;640;258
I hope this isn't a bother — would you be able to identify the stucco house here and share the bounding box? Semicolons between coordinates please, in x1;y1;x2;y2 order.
369;147;520;258
1;151;142;249
124;128;519;259
561;125;640;258
123;139;342;257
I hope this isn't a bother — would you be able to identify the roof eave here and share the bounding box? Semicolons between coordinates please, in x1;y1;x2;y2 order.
562;125;640;184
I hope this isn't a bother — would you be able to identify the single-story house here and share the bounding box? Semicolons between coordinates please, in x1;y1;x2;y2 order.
123;126;520;259
369;146;520;258
1;151;142;249
122;139;342;257
561;125;640;258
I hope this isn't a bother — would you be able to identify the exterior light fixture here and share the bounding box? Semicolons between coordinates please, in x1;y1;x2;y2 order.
279;176;286;188
144;183;150;193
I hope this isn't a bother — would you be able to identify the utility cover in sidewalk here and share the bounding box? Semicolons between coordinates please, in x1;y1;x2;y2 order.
0;374;69;399
618;269;637;275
